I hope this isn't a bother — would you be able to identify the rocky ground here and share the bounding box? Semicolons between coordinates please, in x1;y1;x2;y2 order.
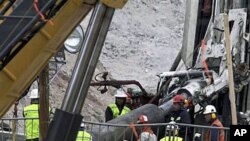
4;0;186;123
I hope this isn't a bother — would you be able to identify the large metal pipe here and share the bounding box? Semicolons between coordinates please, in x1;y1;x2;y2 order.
160;70;212;78
181;0;199;68
46;2;114;141
61;1;107;112
91;104;166;141
73;6;115;113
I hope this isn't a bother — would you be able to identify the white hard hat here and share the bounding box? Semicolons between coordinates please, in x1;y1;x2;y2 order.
203;105;216;114
80;123;85;128
114;89;127;98
29;89;39;99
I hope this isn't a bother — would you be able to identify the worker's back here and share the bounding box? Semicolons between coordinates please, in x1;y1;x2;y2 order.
76;131;92;141
23;104;39;140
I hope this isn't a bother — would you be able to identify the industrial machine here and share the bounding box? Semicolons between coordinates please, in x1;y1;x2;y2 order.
1;0;250;141
91;0;250;140
158;0;250;127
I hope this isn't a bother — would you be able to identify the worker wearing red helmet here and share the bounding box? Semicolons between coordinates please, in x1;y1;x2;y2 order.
167;95;191;141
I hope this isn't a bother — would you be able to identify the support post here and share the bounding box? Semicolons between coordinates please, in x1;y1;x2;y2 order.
39;65;50;141
223;14;237;124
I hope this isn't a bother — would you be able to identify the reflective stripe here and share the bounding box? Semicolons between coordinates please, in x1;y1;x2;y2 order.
176;117;181;121
23;104;51;139
170;117;181;122
108;104;130;118
76;131;92;141
23;104;39;139
160;136;183;141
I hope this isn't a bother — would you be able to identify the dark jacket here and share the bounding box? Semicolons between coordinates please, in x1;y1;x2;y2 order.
168;109;191;140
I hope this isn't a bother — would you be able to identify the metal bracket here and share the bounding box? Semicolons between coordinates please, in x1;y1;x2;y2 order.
243;33;249;42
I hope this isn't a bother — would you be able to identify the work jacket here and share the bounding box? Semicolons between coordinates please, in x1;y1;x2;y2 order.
138;127;157;141
76;131;92;141
205;119;224;141
108;103;130;118
23;104;39;139
160;136;183;141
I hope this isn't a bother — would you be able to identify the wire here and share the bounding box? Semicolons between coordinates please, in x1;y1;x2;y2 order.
33;0;54;25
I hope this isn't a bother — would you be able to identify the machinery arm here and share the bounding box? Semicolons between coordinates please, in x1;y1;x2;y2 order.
90;80;148;95
0;0;96;118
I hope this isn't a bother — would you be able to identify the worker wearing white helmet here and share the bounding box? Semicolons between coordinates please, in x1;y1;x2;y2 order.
195;105;224;141
105;88;130;122
23;89;40;141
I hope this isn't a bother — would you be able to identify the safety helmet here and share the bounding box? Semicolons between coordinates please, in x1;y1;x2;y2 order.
29;89;39;99
80;123;85;128
166;124;179;130
203;105;216;114
166;124;179;135
137;115;148;124
114;88;127;98
172;95;185;103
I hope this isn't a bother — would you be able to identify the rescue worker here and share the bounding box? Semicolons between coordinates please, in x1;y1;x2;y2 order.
105;88;130;122
167;95;191;141
203;105;224;141
160;124;183;141
23;89;40;141
76;123;92;141
137;115;157;141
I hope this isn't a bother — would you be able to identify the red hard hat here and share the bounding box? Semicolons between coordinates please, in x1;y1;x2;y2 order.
137;115;148;124
172;95;185;103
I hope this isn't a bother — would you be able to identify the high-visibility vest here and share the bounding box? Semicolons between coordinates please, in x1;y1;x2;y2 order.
205;119;225;141
76;131;92;141
108;104;130;118
160;136;183;141
23;104;39;139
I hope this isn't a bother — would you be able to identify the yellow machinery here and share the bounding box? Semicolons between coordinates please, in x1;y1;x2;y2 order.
0;0;126;118
0;0;93;117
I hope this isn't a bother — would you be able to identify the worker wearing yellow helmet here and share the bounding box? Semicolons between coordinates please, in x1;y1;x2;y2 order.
105;88;130;121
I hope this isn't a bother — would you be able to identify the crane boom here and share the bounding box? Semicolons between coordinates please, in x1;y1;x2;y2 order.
0;0;95;118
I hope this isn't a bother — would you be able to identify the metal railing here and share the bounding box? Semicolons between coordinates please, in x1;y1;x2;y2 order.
0;117;230;141
85;121;230;141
